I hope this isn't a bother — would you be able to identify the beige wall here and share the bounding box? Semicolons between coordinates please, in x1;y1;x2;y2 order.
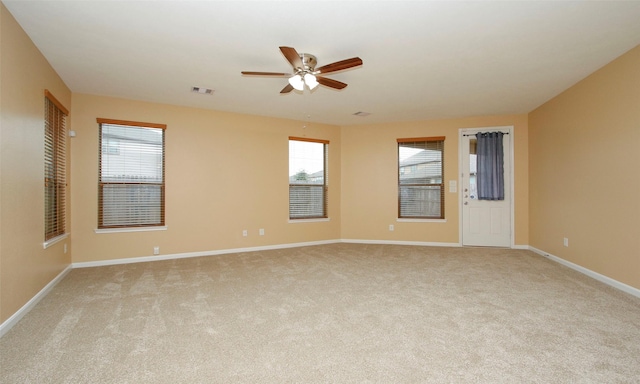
341;115;529;246
0;3;72;323
70;95;530;264
529;45;640;289
70;94;341;263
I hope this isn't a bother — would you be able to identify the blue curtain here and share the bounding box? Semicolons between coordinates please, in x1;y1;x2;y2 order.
476;132;504;200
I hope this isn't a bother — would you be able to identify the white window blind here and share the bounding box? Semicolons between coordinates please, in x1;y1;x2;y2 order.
398;137;445;219
44;90;68;240
289;137;328;219
98;119;166;228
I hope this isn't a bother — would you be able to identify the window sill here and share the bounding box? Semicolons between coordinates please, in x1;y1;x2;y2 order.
288;218;330;223
95;226;168;234
397;218;447;223
43;233;69;249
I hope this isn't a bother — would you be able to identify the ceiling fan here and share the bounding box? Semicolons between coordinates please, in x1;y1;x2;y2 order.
241;46;363;94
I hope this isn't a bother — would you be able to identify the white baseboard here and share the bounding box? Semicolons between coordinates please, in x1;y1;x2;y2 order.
0;265;72;338
72;239;341;268
341;239;461;247
529;246;640;299
70;240;561;269
73;239;462;269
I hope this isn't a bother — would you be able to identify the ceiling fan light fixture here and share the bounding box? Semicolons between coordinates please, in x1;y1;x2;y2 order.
304;73;319;90
288;74;304;91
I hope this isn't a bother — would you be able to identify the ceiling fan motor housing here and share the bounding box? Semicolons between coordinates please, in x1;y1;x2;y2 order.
298;54;317;72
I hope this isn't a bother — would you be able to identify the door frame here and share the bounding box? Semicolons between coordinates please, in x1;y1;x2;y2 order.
458;126;515;247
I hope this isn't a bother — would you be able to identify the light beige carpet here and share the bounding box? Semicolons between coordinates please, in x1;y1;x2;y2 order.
1;244;639;383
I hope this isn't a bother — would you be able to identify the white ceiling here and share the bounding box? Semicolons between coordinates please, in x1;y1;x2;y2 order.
4;1;640;126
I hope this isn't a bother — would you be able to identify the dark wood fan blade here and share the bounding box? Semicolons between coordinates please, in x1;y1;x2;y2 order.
317;77;348;90
316;57;362;74
241;71;290;76
279;46;303;69
280;84;294;94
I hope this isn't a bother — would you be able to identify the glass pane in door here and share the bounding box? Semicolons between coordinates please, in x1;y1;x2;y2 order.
469;138;477;200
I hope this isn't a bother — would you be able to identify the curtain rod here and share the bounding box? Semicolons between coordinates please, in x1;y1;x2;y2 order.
462;132;510;136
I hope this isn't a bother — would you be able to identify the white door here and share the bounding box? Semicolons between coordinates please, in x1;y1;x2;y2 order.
460;127;512;247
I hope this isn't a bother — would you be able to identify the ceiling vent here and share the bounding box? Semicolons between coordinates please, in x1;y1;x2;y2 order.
191;86;214;95
353;111;371;117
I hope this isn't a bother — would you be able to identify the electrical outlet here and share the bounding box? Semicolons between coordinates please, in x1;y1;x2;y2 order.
242;230;248;237
259;228;265;236
563;238;569;247
153;246;160;255
64;243;68;254
389;224;394;231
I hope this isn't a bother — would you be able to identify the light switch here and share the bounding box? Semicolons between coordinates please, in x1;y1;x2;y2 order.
449;180;457;193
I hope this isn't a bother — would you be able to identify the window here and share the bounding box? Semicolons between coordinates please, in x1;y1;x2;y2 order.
44;90;68;241
97;118;166;229
398;137;445;219
289;137;328;219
